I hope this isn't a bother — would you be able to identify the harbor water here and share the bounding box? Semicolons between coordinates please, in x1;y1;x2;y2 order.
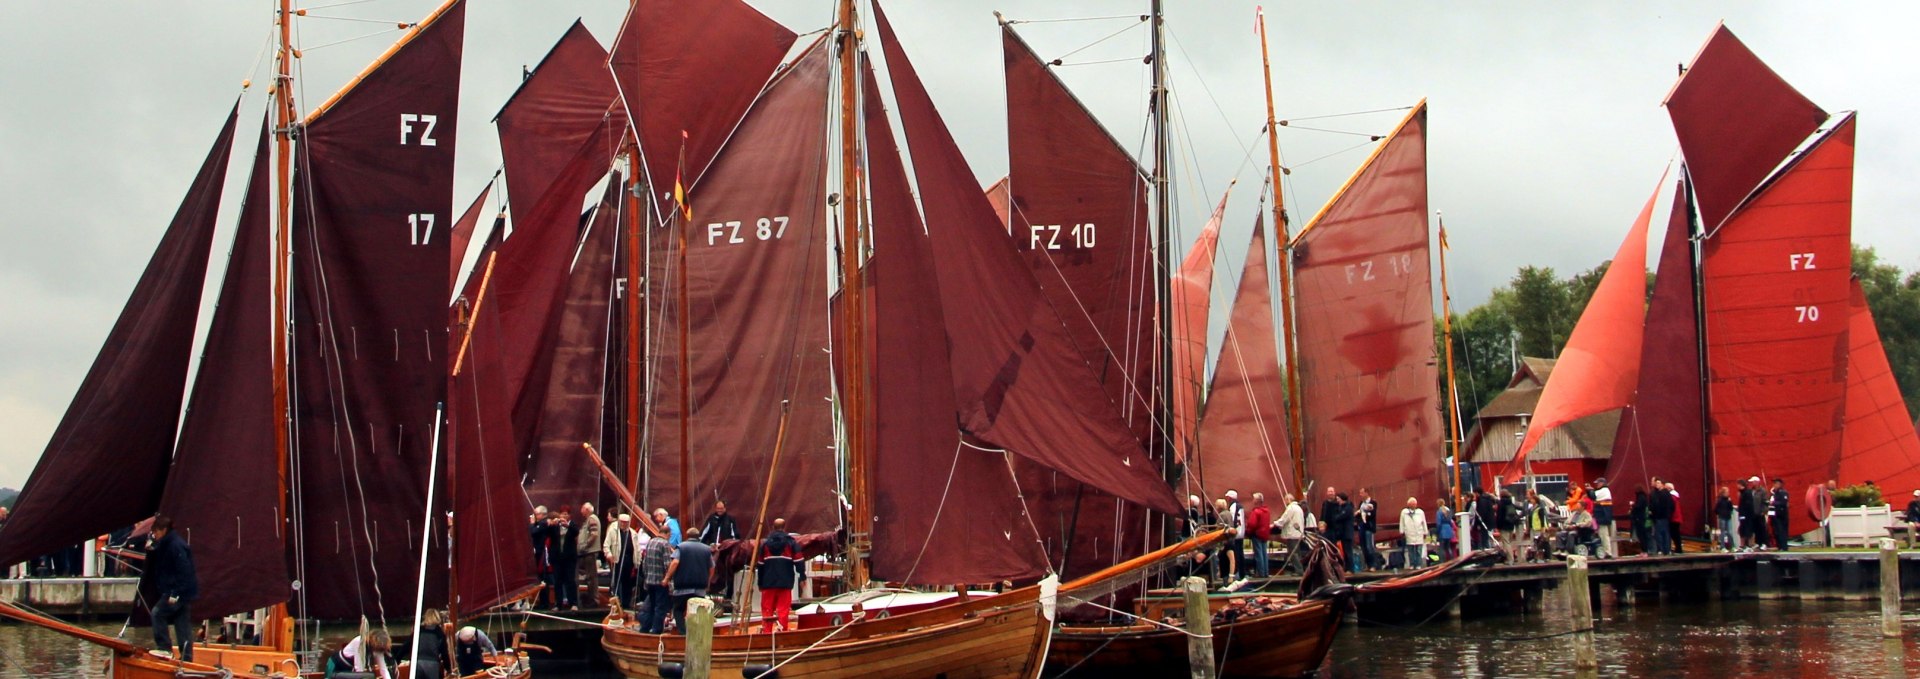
0;600;1915;677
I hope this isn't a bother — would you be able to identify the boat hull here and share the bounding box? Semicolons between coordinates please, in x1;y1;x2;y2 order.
1045;595;1345;678
601;587;1049;679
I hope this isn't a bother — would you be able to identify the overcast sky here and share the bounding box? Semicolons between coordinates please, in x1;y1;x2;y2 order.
2;1;1916;488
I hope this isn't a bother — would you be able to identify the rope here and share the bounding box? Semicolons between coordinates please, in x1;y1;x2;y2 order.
1057;594;1210;638
1008;15;1145;24
747;619;856;679
516;609;621;630
1049;19;1148;63
901;441;968;582
1281;106;1414;123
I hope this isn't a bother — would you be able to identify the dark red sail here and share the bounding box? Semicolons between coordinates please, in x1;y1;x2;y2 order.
1665;24;1826;232
290;1;463;620
1002;26;1154;434
1195;217;1295;501
1291;103;1439;515
861;60;1049;585
0;106;236;570
497;21;622;228
525;180;625;512
1842;279;1920;493
447;252;540;616
157;120;291;620
1606;179;1707;528
608;0;795;206
1700;116;1854;537
447;181;493;294
645;43;837;533
875;2;1180;516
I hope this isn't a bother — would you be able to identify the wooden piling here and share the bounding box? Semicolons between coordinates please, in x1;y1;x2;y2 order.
1882;539;1901;639
1182;576;1216;679
685;597;715;679
1567;555;1597;669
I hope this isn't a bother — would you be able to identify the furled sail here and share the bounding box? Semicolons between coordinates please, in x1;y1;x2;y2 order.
289;0;464;620
0;105;237;570
1291;103;1439;515
1665;24;1826;232
645;43;837;532
861;62;1048;585
1194;216;1294;501
157;120;291;621
1698;116;1855;537
1500;174;1660;481
1841;279;1920;492
447;181;493;294
496;20;621;228
525;180;625;511
1002;25;1155;435
1171;195;1228;463
607;0;795;204
1605;179;1706;526
874;1;1180;516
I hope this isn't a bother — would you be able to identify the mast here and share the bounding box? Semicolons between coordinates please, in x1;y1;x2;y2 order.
1256;8;1305;487
839;0;873;591
1437;213;1464;506
625;145;644;497
1686;178;1713;510
270;0;296;638
1150;0;1176;513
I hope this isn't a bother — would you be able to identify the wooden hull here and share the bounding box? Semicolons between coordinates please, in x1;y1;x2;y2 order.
1046;595;1346;678
108;645;302;679
601;586;1050;679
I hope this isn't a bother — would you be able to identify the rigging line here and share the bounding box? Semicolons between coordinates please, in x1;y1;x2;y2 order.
1055;55;1148;68
744;618;856;679
1290;139;1377;171
299;14;418;26
1051;19;1147;64
1279;123;1381;139
300;27;412;52
1007;14;1147;24
1057;594;1211;638
1165;26;1249;157
965;439;1056;569
1281;106;1414;123
302;0;381;10
899;440;967;583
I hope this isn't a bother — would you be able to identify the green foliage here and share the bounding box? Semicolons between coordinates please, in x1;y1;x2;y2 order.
1832;483;1884;509
1852;246;1920;421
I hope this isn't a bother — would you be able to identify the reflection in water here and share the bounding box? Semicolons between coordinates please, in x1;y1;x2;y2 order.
0;600;1915;678
1318;598;1920;678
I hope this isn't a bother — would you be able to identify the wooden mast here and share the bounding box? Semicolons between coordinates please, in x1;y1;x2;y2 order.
1256;8;1306;489
1149;0;1177;530
838;0;874;591
267;0;297;649
1436;214;1465;506
625;145;644;502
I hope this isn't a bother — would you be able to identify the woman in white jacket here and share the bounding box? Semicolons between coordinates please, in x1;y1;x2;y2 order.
1399;497;1429;570
1276;494;1306;574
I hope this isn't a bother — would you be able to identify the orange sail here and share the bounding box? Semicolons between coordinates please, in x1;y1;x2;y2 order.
1839;279;1920;493
1194;216;1294;500
1499;173;1661;481
1169;193;1229;461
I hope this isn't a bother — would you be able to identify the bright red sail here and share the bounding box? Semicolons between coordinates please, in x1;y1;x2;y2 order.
1003;26;1155;434
1665;24;1826;232
525;180;625;512
0;106;237;570
497;21;621;227
1291;103;1439;515
608;0;794;207
1501;174;1660;481
290;1;464;620
1838;281;1920;494
1195;216;1295;501
1700;116;1854;537
875;1;1180;516
645;43;837;533
1605;179;1707;528
158;120;291;620
861;61;1049;584
1171;194;1228;464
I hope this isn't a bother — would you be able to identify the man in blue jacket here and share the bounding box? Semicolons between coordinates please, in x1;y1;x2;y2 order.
145;515;198;661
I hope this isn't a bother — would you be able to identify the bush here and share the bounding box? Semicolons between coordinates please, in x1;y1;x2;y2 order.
1832;484;1884;509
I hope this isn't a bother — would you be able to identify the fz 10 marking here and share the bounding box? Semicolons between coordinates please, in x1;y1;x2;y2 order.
1028;223;1096;250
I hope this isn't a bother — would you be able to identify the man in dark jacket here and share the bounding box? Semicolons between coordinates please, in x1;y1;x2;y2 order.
529;506;559;609
1354;489;1379;573
698;501;740;598
664;538;715;634
756;518;805;632
145;515;198;661
552;507;579;610
1474;491;1497;551
1737;478;1762;549
1648;480;1675;555
1769;478;1791;551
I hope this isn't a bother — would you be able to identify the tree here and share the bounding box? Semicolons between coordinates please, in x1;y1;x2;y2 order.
1853;246;1920;421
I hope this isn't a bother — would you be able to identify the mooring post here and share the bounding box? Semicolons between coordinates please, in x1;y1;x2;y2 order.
1567;555;1597;669
686;597;715;679
1882;538;1902;638
1182;576;1216;679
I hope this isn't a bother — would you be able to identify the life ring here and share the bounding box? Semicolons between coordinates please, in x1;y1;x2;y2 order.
1804;484;1833;523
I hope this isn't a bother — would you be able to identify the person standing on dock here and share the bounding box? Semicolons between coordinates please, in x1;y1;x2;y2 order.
1356;489;1381;572
1322;491;1355;573
699;501;740;599
530;505;558;609
1496;490;1522;563
664;536;715;634
1738;477;1764;550
757;518;803;632
1247;493;1273;578
658;507;683;545
604;513;641;609
1769;478;1791;551
1474;491;1497;552
144;514;197;662
639;520;676;633
578;502;602;605
1592;479;1616;559
1278;494;1306;573
1905;490;1920;530
1715;486;1736;552
1399;497;1428;569
1667;481;1686;554
1648;479;1674;555
1225;490;1248;580
1436;498;1457;561
553;506;580;610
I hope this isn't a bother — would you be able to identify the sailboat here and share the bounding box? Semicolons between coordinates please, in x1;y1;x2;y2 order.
0;2;548;676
